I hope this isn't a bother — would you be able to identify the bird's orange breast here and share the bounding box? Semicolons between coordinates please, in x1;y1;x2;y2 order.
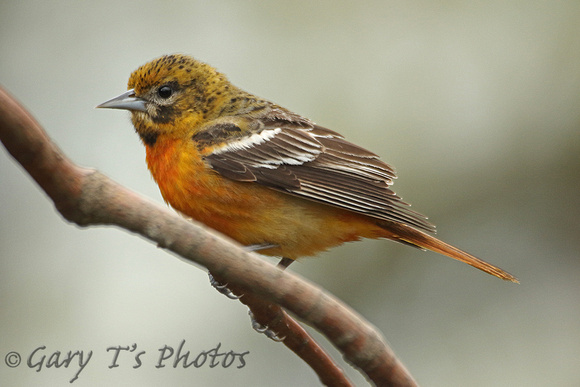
144;136;385;259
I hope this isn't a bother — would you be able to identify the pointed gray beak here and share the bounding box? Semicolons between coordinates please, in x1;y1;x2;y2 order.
96;89;147;112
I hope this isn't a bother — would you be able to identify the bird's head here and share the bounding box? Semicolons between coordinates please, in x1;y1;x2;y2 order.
97;54;232;145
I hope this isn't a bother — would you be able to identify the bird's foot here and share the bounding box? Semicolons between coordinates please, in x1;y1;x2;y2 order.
208;272;241;300
249;311;285;342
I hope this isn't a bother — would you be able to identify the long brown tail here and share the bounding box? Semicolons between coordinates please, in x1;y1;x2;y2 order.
387;223;519;283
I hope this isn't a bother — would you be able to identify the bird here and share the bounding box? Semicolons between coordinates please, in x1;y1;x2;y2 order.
97;54;517;283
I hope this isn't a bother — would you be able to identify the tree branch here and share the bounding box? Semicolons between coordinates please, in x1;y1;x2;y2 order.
0;86;418;386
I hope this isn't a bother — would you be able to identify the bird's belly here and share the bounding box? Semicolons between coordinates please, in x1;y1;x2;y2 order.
146;139;382;259
166;172;379;258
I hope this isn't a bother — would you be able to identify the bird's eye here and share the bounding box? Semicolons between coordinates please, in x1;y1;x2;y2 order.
158;85;173;99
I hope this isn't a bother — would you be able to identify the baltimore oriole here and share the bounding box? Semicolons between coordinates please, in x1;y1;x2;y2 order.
98;54;517;283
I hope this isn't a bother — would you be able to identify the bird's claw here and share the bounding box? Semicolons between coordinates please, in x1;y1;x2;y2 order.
249;311;285;342
209;272;283;341
208;272;242;300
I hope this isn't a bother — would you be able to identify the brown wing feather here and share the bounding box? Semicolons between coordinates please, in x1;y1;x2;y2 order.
202;119;435;233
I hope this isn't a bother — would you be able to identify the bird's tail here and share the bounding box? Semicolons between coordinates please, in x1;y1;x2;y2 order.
384;222;519;283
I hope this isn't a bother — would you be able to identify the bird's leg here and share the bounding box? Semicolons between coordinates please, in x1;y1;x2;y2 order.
278;257;294;269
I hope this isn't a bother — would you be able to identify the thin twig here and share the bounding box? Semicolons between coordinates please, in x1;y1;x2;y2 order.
210;272;353;386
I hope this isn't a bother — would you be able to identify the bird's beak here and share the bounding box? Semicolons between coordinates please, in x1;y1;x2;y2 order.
96;89;147;112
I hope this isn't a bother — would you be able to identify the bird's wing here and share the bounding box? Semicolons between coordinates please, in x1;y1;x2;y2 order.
194;117;435;233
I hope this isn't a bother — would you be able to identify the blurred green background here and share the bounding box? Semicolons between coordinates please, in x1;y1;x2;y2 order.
1;1;579;386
